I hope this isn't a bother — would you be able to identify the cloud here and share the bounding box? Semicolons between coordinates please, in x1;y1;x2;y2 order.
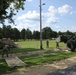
27;0;32;2
70;11;76;15
52;24;76;32
12;22;39;31
46;17;59;24
58;5;72;15
47;5;72;17
16;10;40;31
44;6;58;25
17;10;39;22
48;6;57;17
45;5;72;26
16;4;73;31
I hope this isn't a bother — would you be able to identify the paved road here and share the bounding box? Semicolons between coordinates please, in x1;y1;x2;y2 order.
47;65;76;75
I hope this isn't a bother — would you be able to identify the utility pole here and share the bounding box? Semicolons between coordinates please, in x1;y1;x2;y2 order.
40;0;43;49
39;0;45;49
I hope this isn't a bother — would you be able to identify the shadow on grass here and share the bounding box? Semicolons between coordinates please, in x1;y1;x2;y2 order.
0;51;76;74
20;52;76;67
0;59;19;75
9;48;41;54
0;48;43;74
0;48;42;55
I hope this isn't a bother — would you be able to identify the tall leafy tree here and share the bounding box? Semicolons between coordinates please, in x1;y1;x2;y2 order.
42;27;53;39
1;25;7;37
65;30;73;35
13;28;20;41
0;27;3;39
1;25;15;39
33;30;40;40
26;28;32;40
52;31;57;38
58;31;63;35
5;25;12;38
0;0;26;25
21;28;26;40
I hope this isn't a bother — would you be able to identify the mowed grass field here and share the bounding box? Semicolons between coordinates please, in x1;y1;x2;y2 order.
0;40;76;74
12;40;66;53
0;40;66;54
17;40;66;49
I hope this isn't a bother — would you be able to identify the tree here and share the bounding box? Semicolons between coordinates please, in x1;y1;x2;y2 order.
65;30;73;35
1;25;15;39
33;30;40;40
52;31;57;38
0;27;3;39
21;28;26;40
0;0;26;25
58;31;63;35
4;25;12;38
1;25;7;37
13;28;20;41
42;27;53;39
26;28;32;40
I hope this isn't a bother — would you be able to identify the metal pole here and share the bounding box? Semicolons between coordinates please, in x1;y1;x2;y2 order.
40;0;43;49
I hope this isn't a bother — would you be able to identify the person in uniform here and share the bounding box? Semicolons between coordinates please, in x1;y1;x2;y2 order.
2;45;10;58
56;36;60;48
46;39;49;48
56;41;59;48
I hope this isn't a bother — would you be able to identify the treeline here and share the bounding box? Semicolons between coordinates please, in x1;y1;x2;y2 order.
0;25;75;41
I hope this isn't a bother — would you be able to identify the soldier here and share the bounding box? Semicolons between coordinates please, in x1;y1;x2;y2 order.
2;45;10;58
46;39;49;48
56;36;60;48
56;41;59;48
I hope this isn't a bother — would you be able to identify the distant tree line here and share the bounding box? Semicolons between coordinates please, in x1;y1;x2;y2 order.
0;25;75;41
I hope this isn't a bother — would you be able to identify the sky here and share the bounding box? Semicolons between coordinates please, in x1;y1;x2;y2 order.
4;0;76;32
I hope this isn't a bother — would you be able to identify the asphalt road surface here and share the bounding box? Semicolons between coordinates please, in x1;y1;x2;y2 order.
47;65;76;75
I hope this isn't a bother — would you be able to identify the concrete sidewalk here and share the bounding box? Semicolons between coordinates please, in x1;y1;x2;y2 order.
5;57;26;67
4;56;76;75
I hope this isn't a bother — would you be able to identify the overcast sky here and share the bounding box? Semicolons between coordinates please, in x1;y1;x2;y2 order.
5;0;76;32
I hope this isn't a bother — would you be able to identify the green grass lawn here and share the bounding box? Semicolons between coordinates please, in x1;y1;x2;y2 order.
0;40;76;74
17;40;66;50
0;59;18;75
0;39;66;54
10;40;66;53
20;52;76;67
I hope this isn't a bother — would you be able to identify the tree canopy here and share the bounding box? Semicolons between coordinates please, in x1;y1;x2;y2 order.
0;0;26;25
